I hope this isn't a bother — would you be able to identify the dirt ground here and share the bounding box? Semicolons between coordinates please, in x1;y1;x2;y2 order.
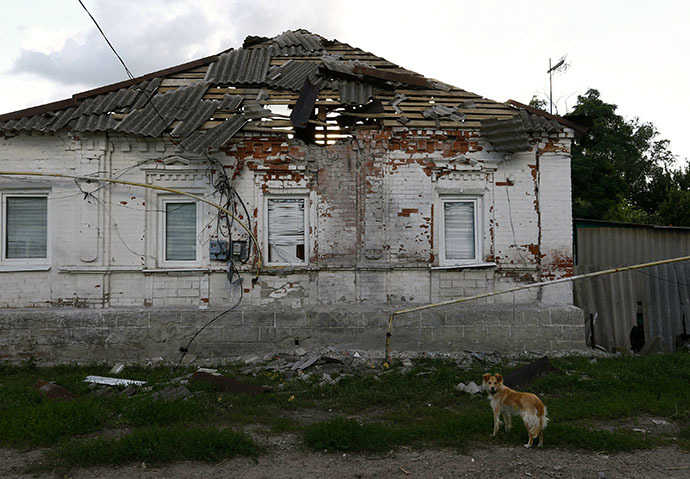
2;441;688;479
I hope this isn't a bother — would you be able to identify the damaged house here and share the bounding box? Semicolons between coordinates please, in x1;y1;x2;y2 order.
0;30;584;363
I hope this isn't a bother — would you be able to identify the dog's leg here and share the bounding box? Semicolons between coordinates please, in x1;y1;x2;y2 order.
502;412;512;432
492;406;501;437
524;432;534;449
538;430;544;447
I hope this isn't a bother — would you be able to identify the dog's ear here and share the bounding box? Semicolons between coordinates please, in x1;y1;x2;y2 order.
495;373;503;383
482;373;491;384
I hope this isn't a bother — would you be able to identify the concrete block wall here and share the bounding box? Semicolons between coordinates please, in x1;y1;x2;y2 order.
0;304;585;364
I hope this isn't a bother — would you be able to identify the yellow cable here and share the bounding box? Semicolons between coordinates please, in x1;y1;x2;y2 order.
384;254;690;366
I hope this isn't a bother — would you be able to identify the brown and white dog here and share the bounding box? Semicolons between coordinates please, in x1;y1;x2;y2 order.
482;373;549;448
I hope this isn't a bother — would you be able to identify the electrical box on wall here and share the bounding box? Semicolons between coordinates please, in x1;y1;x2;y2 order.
210;240;228;261
231;240;248;262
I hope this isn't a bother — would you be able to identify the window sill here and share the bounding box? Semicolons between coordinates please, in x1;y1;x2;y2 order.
143;268;210;274
0;264;51;272
432;262;497;270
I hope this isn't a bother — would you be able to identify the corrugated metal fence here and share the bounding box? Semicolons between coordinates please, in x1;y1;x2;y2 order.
574;220;690;352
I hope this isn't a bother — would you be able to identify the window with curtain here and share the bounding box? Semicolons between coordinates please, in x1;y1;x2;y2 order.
442;199;479;263
5;196;47;259
165;201;197;261
267;198;306;264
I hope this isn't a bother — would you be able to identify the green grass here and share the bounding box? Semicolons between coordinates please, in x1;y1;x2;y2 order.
1;351;689;471
37;426;261;473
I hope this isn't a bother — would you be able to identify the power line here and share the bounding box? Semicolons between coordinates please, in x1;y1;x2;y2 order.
77;0;134;80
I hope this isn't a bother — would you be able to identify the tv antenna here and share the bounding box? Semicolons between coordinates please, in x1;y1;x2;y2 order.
547;54;569;114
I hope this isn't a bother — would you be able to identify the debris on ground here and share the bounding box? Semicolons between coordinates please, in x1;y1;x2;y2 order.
150;385;192;401
85;375;147;387
456;381;482;395
34;379;78;401
502;356;560;389
190;370;270;395
108;363;125;375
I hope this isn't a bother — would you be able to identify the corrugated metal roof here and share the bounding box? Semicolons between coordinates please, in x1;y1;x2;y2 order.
332;79;373;105
178;115;248;153
422;104;466;126
117;82;208;137
69;113;117;132
218;93;243;111
271;30;323;51
268;45;314;57
170;100;219;138
519;109;562;133
481;110;563;152
206;48;272;85
481;115;531;152
266;60;320;91
0;28;528;145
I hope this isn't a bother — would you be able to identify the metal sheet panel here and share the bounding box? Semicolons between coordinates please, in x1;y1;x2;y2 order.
117;82;208;137
206;48;272;85
481;115;531;152
69;113;117;132
170;100;218;138
332;79;373;105
272;30;323;51
178;115;248;153
266;61;320;91
574;222;690;351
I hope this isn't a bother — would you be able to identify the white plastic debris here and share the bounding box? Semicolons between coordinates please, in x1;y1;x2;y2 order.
455;381;481;395
85;375;146;387
108;363;125;375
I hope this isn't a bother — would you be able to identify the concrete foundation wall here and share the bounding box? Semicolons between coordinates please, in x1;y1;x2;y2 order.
1;304;585;364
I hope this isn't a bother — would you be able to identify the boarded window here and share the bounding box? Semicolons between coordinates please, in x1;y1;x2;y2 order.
267;198;306;264
5;196;47;259
165;202;197;261
443;200;478;262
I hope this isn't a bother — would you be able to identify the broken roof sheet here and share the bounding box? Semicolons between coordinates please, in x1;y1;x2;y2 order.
117;81;208;137
271;30;324;51
480;110;564;152
0;29;531;151
266;60;321;91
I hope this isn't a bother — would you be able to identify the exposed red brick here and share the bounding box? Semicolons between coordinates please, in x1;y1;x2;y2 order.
398;208;418;217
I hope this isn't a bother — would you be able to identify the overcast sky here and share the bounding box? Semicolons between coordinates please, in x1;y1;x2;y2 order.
2;0;688;163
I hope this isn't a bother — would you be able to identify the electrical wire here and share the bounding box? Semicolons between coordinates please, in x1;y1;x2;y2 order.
77;0;134;80
636;269;690;287
174;283;243;370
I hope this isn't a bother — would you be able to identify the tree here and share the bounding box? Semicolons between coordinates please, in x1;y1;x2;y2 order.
528;95;548;111
568;89;690;226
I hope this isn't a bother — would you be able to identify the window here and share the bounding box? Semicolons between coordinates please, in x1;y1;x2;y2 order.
163;200;198;263
266;197;307;265
440;197;481;264
2;195;48;261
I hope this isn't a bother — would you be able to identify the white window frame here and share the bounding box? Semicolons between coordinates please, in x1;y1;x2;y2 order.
439;196;482;266
264;195;309;266
1;192;50;266
158;198;202;267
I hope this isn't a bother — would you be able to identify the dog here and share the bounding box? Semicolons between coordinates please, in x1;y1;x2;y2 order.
482;373;549;448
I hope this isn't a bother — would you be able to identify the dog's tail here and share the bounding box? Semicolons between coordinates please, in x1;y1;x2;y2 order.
540;406;549;430
524;405;549;433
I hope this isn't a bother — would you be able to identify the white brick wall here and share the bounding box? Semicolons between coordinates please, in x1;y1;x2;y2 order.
0;128;575;309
